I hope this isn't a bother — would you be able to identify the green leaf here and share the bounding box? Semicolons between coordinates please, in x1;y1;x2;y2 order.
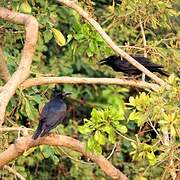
87;137;96;150
66;34;73;43
94;131;106;145
42;146;53;158
51;155;59;165
78;126;92;135
43;29;53;43
116;125;127;134
129;96;136;106
170;125;176;137
102;126;115;143
24;98;37;120
147;152;156;165
20;0;32;14
23;147;36;156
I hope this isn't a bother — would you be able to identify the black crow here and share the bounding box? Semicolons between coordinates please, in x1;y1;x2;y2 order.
32;91;71;140
99;55;168;76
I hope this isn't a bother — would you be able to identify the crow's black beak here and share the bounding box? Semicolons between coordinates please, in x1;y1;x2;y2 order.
62;92;71;97
98;59;107;65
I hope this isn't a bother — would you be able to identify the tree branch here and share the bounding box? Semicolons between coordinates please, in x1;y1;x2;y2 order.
0;46;11;82
57;0;167;87
20;76;159;90
0;8;38;126
0;135;128;180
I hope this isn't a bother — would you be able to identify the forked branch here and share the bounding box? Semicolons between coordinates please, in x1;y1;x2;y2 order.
0;8;38;126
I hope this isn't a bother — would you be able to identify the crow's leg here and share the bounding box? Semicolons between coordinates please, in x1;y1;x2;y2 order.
141;73;146;81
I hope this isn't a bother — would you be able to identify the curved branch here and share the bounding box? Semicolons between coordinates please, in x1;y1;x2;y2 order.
20;76;159;90
57;0;167;87
0;8;38;126
0;135;128;180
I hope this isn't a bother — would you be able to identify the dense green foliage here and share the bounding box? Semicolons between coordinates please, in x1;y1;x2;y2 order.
0;0;179;179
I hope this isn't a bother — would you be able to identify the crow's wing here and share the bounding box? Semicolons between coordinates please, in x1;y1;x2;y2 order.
40;107;67;137
133;56;163;68
45;105;67;127
39;102;51;120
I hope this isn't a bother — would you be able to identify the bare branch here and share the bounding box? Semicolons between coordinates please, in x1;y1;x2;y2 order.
57;0;167;87
0;47;11;82
20;76;159;90
0;8;38;126
3;165;25;180
0;135;128;180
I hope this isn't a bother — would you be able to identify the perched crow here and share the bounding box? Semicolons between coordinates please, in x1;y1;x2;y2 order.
32;91;71;140
99;55;168;76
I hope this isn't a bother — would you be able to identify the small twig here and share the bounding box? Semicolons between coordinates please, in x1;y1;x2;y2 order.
107;143;116;160
0;127;33;132
3;165;25;180
113;128;136;143
139;19;147;57
58;146;96;165
139;19;147;81
148;119;163;144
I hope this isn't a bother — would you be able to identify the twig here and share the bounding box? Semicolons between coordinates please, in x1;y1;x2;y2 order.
0;127;33;132
0;135;128;180
139;19;147;80
57;0;166;87
3;165;25;180
20;76;159;90
58;146;96;165
107;143;116;160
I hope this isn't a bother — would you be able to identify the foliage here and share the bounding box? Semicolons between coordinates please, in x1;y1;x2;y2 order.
0;0;179;179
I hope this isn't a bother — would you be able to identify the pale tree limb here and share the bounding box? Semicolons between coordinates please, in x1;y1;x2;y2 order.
20;76;159;90
0;8;38;126
3;165;25;180
57;0;167;87
0;135;128;180
0;46;11;82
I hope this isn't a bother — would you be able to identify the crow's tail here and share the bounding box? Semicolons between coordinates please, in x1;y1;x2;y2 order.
157;69;169;77
32;121;43;140
40;127;51;138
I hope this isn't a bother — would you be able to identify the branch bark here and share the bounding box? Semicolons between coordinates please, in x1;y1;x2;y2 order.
57;0;167;87
0;47;11;82
20;76;159;90
0;135;128;180
0;8;38;126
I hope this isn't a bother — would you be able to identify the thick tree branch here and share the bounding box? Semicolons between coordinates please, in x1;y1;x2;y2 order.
57;0;167;87
0;135;128;180
20;76;159;90
0;47;11;82
0;8;38;126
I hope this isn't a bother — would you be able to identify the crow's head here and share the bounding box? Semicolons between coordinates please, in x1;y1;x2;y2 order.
99;55;118;67
52;91;71;99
